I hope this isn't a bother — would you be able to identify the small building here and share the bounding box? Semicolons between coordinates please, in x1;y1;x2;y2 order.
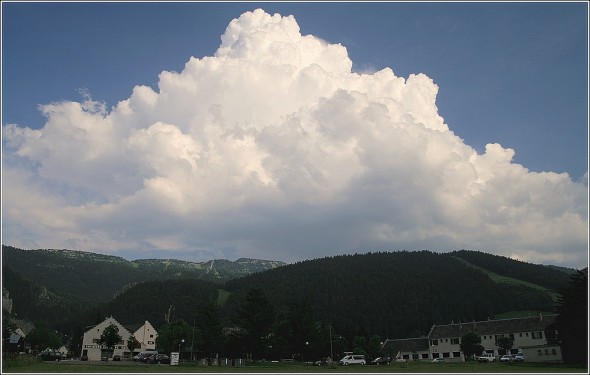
126;320;158;354
381;337;432;361
521;344;563;363
81;316;158;361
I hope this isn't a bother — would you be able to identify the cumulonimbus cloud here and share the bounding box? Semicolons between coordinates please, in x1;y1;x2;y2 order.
2;9;587;267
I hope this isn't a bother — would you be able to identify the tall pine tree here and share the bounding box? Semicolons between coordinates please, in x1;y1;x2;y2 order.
555;268;588;364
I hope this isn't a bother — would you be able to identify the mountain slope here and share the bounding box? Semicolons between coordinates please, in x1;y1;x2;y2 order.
3;246;572;339
221;251;568;339
449;250;574;291
1;245;285;307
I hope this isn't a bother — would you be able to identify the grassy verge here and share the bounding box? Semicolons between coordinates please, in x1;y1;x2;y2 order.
2;359;587;373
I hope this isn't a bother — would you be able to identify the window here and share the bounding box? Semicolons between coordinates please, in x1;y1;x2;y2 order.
453;352;461;358
544;349;549;355
538;350;542;356
445;338;448;342
519;333;522;337
402;354;409;360
532;332;544;339
430;339;438;346
551;349;557;355
509;334;514;340
442;352;450;358
451;337;460;345
526;332;529;337
149;334;154;338
421;353;429;359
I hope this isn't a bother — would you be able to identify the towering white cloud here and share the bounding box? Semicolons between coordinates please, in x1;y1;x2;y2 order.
2;9;587;267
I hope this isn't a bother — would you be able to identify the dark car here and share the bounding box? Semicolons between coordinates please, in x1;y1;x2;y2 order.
371;356;391;365
313;357;332;366
112;354;121;361
147;354;170;364
141;353;154;363
38;349;62;362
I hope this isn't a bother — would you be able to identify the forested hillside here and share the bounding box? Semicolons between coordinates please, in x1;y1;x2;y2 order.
2;245;284;306
3;247;572;344
2;266;84;332
89;279;220;328
449;250;573;291
221;251;563;339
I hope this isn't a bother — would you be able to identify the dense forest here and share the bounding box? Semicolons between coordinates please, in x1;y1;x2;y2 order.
221;251;560;339
2;247;576;358
92;278;220;329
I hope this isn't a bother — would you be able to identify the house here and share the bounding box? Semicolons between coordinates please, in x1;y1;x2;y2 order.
126;320;157;353
381;314;561;363
381;337;431;361
81;316;158;361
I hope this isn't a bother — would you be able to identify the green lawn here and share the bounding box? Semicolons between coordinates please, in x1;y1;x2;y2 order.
3;359;588;373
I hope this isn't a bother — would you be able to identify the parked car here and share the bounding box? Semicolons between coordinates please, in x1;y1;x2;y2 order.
500;354;514;362
339;354;366;365
478;353;496;363
147;354;170;364
432;357;445;363
37;349;62;362
371;356;391;365
514;353;524;362
141;353;155;363
112;354;121;361
313;357;332;366
133;350;158;362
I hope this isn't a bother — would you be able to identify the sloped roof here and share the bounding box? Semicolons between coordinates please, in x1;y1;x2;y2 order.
123;323;143;333
428;315;556;339
382;337;429;355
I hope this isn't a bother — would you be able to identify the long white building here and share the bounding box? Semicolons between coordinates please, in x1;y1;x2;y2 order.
382;314;562;363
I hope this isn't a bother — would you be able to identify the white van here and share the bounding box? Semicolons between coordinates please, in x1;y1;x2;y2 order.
339;354;366;365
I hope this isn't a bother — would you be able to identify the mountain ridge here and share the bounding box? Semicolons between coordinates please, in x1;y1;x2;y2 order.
2;245;576;339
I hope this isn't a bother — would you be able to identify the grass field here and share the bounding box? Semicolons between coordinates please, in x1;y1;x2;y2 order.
451;257;561;302
3;358;588;373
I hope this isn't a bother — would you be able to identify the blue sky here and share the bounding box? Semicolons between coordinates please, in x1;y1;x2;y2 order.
2;2;588;267
3;2;587;178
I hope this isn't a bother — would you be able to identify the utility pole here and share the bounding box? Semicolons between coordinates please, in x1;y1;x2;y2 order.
190;319;195;362
329;324;333;361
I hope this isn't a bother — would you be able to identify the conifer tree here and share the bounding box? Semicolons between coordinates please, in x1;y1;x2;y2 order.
555;269;588;364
